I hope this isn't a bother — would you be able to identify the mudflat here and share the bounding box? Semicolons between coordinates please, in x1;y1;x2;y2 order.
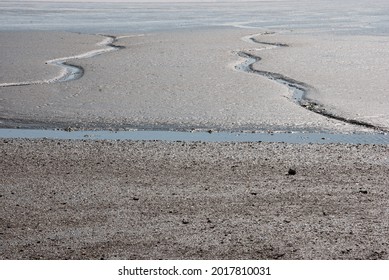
2;29;388;132
1;25;389;261
1;139;388;259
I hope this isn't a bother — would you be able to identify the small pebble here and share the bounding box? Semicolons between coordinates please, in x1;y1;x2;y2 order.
288;168;296;175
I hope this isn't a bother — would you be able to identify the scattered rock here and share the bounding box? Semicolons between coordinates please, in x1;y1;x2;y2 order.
359;190;368;194
368;250;386;260
273;253;286;259
287;168;296;175
182;219;190;224
250;192;257;196
132;197;139;201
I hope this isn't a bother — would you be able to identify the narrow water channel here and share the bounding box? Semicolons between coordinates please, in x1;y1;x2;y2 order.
1;129;388;144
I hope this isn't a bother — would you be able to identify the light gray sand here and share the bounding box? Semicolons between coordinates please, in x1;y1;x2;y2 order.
1;29;387;132
0;32;103;84
251;32;389;130
1;139;388;259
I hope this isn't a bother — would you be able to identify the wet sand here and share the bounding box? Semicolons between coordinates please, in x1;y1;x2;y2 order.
1;139;389;259
251;32;389;130
1;29;388;132
1;28;389;260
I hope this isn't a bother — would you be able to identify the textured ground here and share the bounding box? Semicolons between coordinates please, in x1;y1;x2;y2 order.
2;29;386;132
252;32;389;130
1;139;388;260
1;27;389;261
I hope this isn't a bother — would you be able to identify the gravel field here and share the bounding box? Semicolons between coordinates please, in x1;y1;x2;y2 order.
1;139;388;259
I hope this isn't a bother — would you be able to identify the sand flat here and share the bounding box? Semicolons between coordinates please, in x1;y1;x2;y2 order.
1;28;383;132
0;31;103;84
251;32;389;130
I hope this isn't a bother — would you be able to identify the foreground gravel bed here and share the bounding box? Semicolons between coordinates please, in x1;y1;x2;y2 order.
1;139;388;259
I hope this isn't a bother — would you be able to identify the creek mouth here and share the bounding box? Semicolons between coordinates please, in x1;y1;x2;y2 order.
236;34;388;133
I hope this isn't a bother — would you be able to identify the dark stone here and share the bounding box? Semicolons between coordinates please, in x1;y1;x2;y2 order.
288;168;297;175
359;190;368;194
182;219;189;224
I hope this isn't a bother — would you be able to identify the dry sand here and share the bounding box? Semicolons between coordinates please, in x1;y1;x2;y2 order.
1;139;388;259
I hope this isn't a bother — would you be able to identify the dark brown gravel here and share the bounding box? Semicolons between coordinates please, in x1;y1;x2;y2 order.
1;139;388;260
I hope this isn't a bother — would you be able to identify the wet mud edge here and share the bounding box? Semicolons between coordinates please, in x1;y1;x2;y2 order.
237;34;388;133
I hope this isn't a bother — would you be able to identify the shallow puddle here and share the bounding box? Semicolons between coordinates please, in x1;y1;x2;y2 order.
0;129;388;144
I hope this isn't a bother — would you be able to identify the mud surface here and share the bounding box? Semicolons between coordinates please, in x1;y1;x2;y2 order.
1;139;388;260
1;29;382;133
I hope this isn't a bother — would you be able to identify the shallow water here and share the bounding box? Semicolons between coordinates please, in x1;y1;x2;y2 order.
0;129;388;144
1;1;389;35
